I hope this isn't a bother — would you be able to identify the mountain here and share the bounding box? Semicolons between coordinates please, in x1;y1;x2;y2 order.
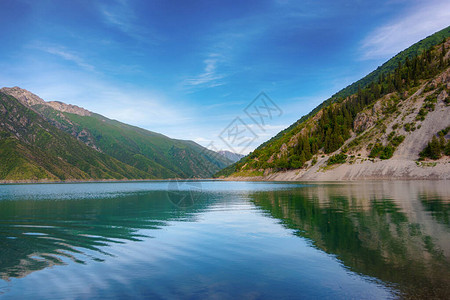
0;92;150;181
0;88;232;181
217;27;450;180
217;150;245;163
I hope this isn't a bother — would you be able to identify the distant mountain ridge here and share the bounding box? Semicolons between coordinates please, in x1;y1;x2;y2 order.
217;150;245;163
2;87;92;117
0;87;233;181
46;101;92;116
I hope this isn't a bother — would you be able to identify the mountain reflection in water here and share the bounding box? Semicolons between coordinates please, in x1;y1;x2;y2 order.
0;181;448;299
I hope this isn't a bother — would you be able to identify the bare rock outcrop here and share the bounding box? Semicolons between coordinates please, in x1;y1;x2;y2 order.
46;101;91;116
0;87;46;106
1;86;92;116
277;143;288;158
437;90;448;102
353;112;377;133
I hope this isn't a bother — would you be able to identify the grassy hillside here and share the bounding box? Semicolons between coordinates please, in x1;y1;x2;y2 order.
0;93;151;181
31;103;231;178
218;27;450;178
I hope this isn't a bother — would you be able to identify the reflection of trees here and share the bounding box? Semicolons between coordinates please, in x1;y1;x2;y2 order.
0;191;203;280
2;181;449;298
250;183;450;299
419;195;450;228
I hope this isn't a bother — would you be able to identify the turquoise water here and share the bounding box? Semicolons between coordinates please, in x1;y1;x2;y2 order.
0;180;449;299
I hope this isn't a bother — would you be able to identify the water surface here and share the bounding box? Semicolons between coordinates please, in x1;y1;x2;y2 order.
0;181;449;299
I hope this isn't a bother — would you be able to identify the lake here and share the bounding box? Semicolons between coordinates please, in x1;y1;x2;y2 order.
0;180;449;299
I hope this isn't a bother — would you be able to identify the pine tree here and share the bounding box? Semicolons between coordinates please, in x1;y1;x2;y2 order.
299;152;306;164
303;137;311;160
429;136;441;159
439;135;446;150
311;139;318;154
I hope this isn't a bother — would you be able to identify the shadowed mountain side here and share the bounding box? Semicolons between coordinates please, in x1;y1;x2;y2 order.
0;93;150;181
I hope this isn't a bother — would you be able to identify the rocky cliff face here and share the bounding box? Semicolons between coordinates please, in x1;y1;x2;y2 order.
353;101;381;133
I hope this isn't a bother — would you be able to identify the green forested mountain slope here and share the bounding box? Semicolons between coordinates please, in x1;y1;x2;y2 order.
0;93;151;181
218;27;450;178
330;26;450;102
256;26;450;150
32;104;231;178
0;87;232;179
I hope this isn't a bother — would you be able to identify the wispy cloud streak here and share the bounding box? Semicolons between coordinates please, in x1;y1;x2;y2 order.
34;45;95;72
360;0;450;60
98;0;158;44
183;54;226;89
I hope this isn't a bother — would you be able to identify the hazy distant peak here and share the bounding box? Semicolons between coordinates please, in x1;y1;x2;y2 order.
218;150;245;163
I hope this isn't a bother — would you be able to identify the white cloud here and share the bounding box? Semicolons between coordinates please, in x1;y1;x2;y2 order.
35;45;95;72
0;61;192;133
183;54;226;89
97;89;192;128
98;0;158;43
360;0;450;60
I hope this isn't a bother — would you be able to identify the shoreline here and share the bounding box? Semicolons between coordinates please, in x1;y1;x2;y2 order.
2;158;450;184
1;175;449;185
0;178;223;185
224;158;450;182
223;176;450;182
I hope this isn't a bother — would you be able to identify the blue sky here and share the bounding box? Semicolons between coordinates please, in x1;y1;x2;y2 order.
1;0;449;153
